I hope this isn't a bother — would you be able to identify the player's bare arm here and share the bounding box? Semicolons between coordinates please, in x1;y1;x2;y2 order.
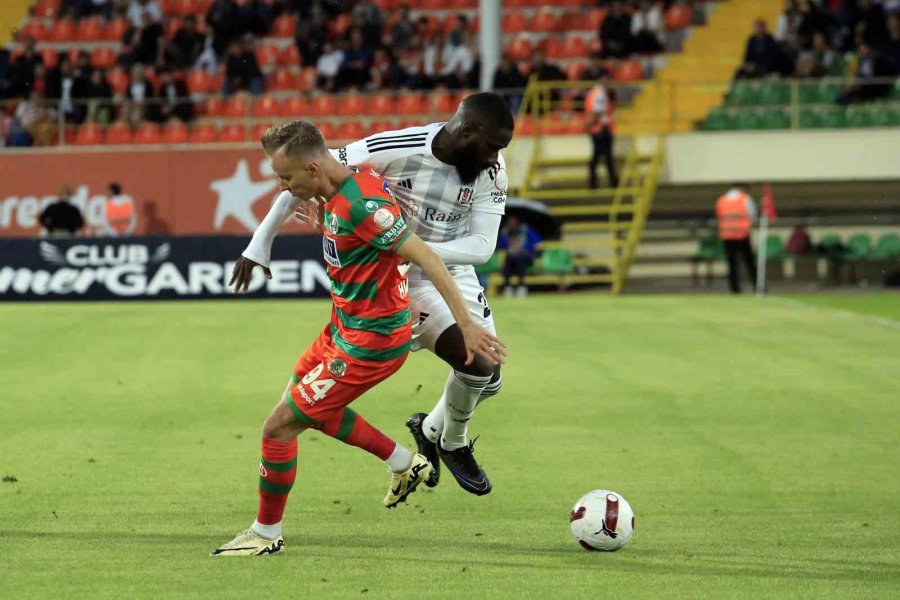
395;233;506;367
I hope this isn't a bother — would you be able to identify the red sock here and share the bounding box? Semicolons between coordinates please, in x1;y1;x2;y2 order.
256;437;298;525
320;407;396;461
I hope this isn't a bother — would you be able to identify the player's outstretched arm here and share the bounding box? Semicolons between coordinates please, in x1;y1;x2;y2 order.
395;234;506;366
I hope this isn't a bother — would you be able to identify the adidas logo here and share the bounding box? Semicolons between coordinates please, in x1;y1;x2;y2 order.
396;178;413;190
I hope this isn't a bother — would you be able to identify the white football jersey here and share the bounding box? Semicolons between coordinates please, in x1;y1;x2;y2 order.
329;123;508;247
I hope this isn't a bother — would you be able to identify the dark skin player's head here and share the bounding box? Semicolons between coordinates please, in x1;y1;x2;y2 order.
432;92;515;185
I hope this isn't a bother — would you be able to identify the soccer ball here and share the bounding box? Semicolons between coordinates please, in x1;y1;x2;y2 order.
569;489;635;551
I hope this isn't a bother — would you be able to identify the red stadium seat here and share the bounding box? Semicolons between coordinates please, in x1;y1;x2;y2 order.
587;8;607;30
158;0;174;15
505;36;532;61
107;68;129;95
74;123;103;146
565;114;587;135
365;93;394;115
189;123;217;143
279;45;300;67
538;114;566;135
418;0;441;8
267;69;295;91
282;96;309;116
558;36;588;58
501;12;527;34
251;96;282;118
431;90;457;115
91;47;116;69
186;69;212;94
504;0;529;7
296;68;317;92
104;18;128;41
317;121;337;139
104;122;133;145
47;19;76;42
566;61;587;81
665;5;692;30
223;94;251;118
76;17;103;42
19;20;47;42
396;120;421;130
41;48;59;68
330;13;351;37
614;60;643;81
251;122;274;142
32;0;61;18
308;95;337;117
203;96;225;117
531;9;559;33
134;122;161;144
271;14;295;38
372;0;397;10
367;119;397;136
541;37;563;59
165;17;182;40
171;0;199;17
161;121;189;144
337;93;365;116
255;45;279;70
218;124;247;143
395;94;425;115
515;115;534;136
335;121;366;141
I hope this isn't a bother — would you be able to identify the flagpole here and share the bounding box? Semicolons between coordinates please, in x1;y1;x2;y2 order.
756;213;768;296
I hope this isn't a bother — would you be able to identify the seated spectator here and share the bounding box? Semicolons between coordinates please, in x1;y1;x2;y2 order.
223;38;264;95
207;0;241;57
10;39;42;97
796;32;845;77
352;0;383;47
340;28;374;89
796;0;835;51
172;15;207;69
786;225;812;255
735;19;782;78
531;50;566;83
124;12;165;66
775;0;801;46
124;63;153;124
439;31;475;89
492;55;526;113
423;32;445;87
857;0;889;48
238;0;273;38
886;14;900;73
836;42;895;105
0;48;11;98
316;41;345;93
600;1;633;59
367;47;394;91
390;4;417;51
154;69;193;123
14;90;44;136
395;35;427;89
84;69;114;125
127;0;162;27
498;215;542;298
40;187;84;237
631;0;664;54
45;55;88;124
295;4;329;68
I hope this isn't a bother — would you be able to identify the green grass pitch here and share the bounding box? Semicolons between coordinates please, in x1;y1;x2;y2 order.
1;293;899;598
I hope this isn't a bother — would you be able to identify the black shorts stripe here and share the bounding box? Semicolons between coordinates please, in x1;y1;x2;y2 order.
366;142;427;153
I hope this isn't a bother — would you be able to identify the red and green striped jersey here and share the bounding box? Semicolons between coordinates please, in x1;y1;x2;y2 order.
321;170;413;362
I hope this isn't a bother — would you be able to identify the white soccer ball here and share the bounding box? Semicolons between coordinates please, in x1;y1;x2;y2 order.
569;489;635;551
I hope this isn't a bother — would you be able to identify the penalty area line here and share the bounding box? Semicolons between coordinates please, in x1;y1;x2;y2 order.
768;296;900;332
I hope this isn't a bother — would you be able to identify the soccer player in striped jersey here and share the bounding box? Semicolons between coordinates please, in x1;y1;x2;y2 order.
244;93;515;497
212;120;505;556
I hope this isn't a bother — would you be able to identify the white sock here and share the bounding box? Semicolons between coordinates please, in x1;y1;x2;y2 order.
251;519;282;540
385;444;414;473
441;371;491;450
476;376;503;408
421;372;454;443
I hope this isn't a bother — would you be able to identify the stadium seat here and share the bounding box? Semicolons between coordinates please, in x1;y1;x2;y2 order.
365;92;395;115
337;93;366;116
395;94;426;115
474;252;503;276
816;108;845;129
703;109;734;131
281;96;309;116
565;114;587;134
255;45;280;70
41;48;59;68
189;123;217;143
91;47;116;69
397;119;421;130
271;14;295;37
586;8;607;30
868;104;897;127
251;123;274;142
566;62;587;81
104;18;129;42
104;122;133;145
665;5;692;29
296;68;317;92
19;20;47;42
540;249;574;274
502;12;527;34
107;68;129;95
693;234;725;262
279;45;300;67
541;38;563;59
330;13;352;37
531;9;559;32
759;108;790;130
538;113;566;135
505;36;533;61
161;121;189;144
558;36;588;59
758;81;789;105
252;96;282;118
431;90;457;115
76;17;103;42
727;81;760;106
309;95;337;116
613;60;643;81
267;69;295;92
219;124;247;142
32;0;61;18
733;109;760;130
48;19;76;42
170;0;198;17
186;69;212;94
515;115;535;135
816;234;843;257
336;121;367;141
202;96;225;118
74;123;103;146
134;122;161;144
367;119;397;136
844;106;873;128
871;233;900;259
843;234;872;260
223;95;251;118
317;121;337;139
798;108;818;129
765;235;786;260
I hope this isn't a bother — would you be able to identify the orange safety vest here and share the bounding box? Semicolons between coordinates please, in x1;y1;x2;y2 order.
716;191;752;240
585;85;615;134
105;197;134;235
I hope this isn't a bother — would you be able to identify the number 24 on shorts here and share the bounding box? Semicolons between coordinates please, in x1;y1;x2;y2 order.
300;363;336;402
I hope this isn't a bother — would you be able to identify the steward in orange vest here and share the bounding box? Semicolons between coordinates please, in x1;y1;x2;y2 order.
715;184;758;293
104;182;137;237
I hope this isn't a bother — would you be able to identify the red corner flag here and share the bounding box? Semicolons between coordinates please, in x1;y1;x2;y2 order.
762;183;778;222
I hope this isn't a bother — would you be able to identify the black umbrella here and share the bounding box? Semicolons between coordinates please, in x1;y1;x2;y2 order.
503;197;562;241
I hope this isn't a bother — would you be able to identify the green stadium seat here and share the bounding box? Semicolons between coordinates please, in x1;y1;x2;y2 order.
704;109;735;131
540;248;574;274
727;81;760;106
871;233;900;259
798;108;818;128
765;235;786;259
475;251;503;275
845;106;873;128
733;109;760;130
816;234;843;257
798;82;819;104
758;81;789;105
693;235;724;261
892;80;900;100
869;104;896;127
843;233;872;260
816;108;846;129
816;81;840;103
759;107;790;129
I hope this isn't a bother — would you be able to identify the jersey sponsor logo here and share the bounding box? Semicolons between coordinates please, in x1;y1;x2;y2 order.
374;208;395;229
397;278;409;299
323;236;341;268
337;147;348;165
378;216;407;245
457;187;473;205
365;200;379;213
491;191;507;204
423;207;461;223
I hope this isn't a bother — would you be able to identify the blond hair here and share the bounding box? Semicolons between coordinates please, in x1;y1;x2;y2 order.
260;120;328;159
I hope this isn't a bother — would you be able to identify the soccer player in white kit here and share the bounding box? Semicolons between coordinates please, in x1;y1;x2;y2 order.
237;92;514;495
